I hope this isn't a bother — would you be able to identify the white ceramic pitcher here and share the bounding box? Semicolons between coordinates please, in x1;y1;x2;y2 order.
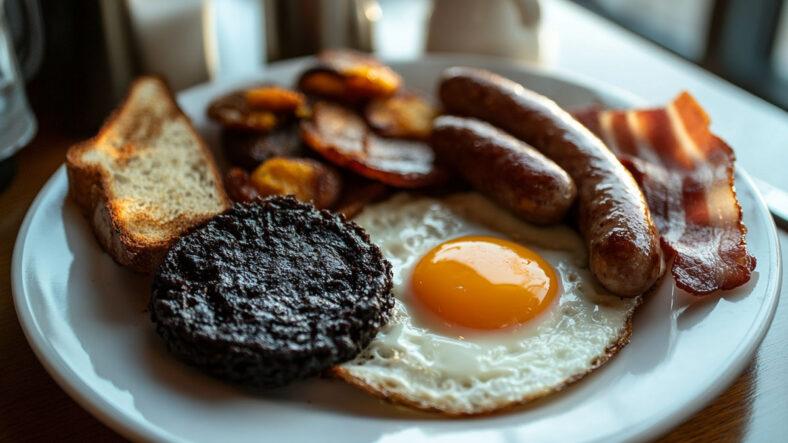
426;0;543;63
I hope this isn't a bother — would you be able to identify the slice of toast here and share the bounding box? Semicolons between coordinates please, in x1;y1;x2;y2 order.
66;76;232;273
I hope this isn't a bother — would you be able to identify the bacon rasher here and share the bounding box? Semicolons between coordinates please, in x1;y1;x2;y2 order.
573;93;755;295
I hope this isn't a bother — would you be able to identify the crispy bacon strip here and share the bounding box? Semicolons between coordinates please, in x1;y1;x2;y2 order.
573;92;755;295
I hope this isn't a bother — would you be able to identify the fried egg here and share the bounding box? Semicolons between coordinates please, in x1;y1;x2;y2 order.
334;193;641;415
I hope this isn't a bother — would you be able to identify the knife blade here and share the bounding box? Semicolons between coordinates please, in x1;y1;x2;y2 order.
753;178;788;230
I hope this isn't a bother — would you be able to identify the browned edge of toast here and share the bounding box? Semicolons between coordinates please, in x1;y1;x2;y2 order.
65;75;232;273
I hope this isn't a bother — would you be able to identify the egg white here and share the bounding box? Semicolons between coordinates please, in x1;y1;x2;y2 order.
335;193;641;415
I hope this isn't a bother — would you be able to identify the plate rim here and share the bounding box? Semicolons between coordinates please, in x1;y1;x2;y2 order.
11;54;783;443
620;167;782;441
11;165;177;443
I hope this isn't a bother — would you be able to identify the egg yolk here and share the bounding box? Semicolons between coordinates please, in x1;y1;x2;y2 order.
411;236;557;330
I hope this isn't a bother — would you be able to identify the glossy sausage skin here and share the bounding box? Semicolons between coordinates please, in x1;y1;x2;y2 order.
431;115;576;224
439;67;662;297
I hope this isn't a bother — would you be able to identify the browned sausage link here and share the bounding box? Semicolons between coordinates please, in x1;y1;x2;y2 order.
431;115;576;224
439;67;662;297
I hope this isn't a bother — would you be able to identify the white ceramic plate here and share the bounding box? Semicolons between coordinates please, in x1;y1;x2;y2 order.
12;56;781;442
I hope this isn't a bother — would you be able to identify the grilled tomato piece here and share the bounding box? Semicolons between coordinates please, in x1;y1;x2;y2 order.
300;101;449;188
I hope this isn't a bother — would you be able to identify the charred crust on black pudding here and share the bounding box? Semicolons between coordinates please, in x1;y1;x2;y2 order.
149;196;394;388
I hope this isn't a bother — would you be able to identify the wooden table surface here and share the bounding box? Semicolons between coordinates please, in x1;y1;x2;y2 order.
2;1;787;441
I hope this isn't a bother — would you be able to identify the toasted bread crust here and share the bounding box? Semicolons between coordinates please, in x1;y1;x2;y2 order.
66;76;231;273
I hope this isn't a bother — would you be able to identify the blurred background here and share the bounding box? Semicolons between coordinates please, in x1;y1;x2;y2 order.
2;2;787;441
573;0;788;112
3;0;787;140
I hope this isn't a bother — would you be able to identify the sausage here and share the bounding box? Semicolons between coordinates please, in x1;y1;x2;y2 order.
431;115;576;224
439;67;662;297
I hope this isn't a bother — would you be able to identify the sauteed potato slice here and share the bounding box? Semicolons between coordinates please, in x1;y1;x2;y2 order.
221;124;305;170
224;167;261;202
244;86;306;112
298;49;402;102
208;85;304;131
365;93;438;139
249;157;342;209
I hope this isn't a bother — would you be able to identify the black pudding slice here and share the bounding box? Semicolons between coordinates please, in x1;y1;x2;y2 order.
149;196;393;388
